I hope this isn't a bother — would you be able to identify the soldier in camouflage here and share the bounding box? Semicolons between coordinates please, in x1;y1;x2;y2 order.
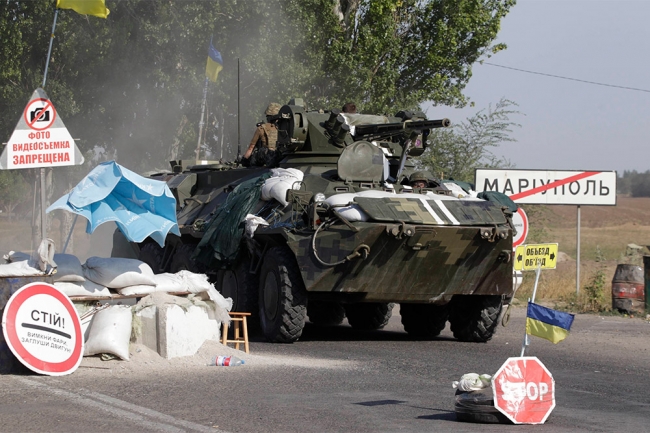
409;171;430;189
242;102;282;167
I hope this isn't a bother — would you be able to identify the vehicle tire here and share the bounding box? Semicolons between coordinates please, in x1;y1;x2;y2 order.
138;242;164;273
448;295;503;342
344;303;394;330
307;301;346;326
169;243;205;274
454;389;511;424
220;255;259;315
258;246;307;343
400;303;449;338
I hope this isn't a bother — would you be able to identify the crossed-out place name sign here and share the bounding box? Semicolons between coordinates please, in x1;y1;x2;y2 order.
514;243;559;271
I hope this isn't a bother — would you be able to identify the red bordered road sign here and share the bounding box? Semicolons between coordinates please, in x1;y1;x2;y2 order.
492;356;555;424
0;88;84;170
512;208;529;249
2;282;83;376
23;98;57;131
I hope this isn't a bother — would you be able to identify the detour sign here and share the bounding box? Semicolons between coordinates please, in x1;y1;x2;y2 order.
514;243;558;271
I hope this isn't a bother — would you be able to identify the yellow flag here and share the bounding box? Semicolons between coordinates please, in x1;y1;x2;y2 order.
57;0;110;18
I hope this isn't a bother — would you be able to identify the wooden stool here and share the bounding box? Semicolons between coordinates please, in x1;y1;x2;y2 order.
221;312;251;354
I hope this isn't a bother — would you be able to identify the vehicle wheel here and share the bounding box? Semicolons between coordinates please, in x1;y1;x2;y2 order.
448;295;503;342
400;303;449;338
454;389;511;424
258;246;307;343
344;303;394;330
138;242;164;273
169;243;205;274
220;255;259;314
307;301;346;326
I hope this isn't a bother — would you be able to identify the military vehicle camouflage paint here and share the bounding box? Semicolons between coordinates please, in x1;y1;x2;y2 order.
135;100;515;344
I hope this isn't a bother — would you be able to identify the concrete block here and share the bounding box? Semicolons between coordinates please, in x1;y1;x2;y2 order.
133;303;222;359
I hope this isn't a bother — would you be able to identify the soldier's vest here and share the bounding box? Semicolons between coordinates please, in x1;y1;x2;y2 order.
262;123;278;150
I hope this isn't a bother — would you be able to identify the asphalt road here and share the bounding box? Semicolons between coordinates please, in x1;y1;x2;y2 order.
1;306;649;433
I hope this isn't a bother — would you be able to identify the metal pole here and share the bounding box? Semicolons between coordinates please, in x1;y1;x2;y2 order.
195;77;209;163
43;9;59;88
520;263;543;357
237;58;241;157
576;205;581;294
62;214;78;254
40;168;47;240
38;8;59;242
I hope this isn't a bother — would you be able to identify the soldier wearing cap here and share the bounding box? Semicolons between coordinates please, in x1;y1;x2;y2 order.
409;171;429;189
242;102;281;167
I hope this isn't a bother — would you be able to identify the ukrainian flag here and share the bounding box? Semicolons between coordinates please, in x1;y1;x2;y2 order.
526;302;575;344
206;41;223;82
57;0;110;18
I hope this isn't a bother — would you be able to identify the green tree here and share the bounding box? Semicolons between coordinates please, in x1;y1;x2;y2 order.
0;171;31;221
417;98;521;183
0;0;516;176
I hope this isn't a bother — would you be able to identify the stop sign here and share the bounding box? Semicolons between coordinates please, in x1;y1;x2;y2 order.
492;356;555;424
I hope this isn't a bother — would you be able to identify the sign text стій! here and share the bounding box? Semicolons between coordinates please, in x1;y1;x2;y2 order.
0;88;84;170
475;169;616;206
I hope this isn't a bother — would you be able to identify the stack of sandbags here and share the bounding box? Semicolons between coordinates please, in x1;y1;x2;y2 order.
53;254;112;299
261;168;304;206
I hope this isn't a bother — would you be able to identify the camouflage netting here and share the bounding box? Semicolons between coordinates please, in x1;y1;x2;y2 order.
193;172;272;268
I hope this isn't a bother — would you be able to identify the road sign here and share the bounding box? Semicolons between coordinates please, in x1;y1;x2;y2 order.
514;243;558;271
0;88;84;170
1;282;83;376
492;356;555;424
475;169;616;205
512;208;528;249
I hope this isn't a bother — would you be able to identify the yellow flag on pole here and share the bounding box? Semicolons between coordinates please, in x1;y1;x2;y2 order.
56;0;110;18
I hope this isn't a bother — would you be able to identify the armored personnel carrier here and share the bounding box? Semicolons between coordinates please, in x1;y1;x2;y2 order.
136;99;515;343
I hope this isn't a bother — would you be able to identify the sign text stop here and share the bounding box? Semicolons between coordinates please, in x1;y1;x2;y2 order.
492;356;555;424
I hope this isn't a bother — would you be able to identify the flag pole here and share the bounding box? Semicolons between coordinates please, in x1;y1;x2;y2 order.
38;7;59;242
195;76;209;163
236;58;241;160
43;8;59;88
520;263;543;357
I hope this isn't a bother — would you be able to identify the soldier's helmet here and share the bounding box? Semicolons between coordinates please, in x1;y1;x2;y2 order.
265;103;281;116
409;171;429;183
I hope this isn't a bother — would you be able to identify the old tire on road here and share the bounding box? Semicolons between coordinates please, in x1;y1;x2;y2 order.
448;295;503;342
400;303;449;338
307;301;346;326
258;246;307;343
344;303;394;330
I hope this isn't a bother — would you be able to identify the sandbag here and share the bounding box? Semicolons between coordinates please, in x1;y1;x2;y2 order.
0;260;44;277
52;253;85;283
261;168;304;206
84;305;132;360
54;280;112;298
117;284;159;296
83;256;156;289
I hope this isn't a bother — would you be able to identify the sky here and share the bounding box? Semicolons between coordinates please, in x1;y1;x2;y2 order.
424;0;649;175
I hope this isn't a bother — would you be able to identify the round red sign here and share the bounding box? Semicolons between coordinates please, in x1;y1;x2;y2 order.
1;282;83;376
23;98;57;131
512;207;529;249
492;356;555;424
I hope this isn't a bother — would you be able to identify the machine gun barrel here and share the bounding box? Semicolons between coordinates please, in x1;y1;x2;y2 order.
353;118;450;139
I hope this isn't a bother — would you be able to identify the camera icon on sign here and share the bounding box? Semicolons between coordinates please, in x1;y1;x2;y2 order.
30;108;50;122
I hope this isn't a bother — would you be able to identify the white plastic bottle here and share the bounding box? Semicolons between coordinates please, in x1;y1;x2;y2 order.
210;355;245;366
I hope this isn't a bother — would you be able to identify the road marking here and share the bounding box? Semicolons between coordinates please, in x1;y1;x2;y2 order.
13;376;228;433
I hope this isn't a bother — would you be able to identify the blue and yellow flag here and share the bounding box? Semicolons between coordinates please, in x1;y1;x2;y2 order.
526;302;575;344
56;0;110;18
206;41;223;82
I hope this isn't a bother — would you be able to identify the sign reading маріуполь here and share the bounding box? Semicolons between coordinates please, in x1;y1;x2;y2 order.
474;169;616;206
